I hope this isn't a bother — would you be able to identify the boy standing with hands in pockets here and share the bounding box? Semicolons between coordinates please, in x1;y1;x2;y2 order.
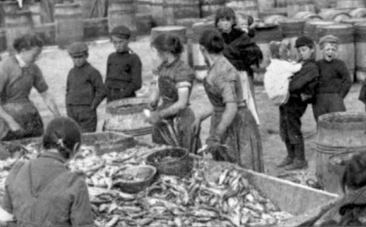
66;42;105;132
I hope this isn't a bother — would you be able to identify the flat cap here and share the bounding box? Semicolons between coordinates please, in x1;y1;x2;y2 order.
319;34;339;47
111;25;131;39
67;42;88;57
295;36;314;48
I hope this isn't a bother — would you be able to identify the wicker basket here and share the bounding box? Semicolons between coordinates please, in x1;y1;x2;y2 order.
146;147;193;177
113;165;157;193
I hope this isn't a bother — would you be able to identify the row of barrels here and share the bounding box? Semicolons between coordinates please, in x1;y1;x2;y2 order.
253;8;366;83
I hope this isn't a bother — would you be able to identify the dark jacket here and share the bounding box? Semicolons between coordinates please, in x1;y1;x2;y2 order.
105;49;142;97
66;62;105;109
317;59;352;98
1;152;94;227
221;28;263;77
289;58;319;102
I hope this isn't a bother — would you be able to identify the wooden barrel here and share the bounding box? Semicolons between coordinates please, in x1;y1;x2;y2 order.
253;24;282;83
293;11;323;21
257;0;274;12
318;24;355;82
176;18;205;68
163;0;200;25
104;97;152;137
54;3;83;48
279;19;305;61
200;0;226;18
151;26;189;66
29;1;41;26
319;9;351;22
263;14;287;25
192;20;215;81
108;0;136;39
0;29;7;53
287;0;315;18
304;20;338;60
4;9;33;51
151;0;164;26
275;0;286;7
354;22;366;82
83;17;109;41
136;13;152;36
341;17;366;25
74;0;93;18
316;112;366;195
349;7;366;18
225;0;259;18
34;23;56;46
336;0;365;10
136;0;151;14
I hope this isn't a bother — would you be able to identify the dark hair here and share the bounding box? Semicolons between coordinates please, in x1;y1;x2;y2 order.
13;33;44;52
151;33;184;56
199;28;224;54
42;117;81;160
341;152;366;191
215;7;237;28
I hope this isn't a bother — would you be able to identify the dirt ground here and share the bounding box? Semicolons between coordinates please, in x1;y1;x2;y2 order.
21;35;365;184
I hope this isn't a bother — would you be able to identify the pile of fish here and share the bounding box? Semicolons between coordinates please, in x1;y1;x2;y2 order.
0;143;294;226
87;157;293;227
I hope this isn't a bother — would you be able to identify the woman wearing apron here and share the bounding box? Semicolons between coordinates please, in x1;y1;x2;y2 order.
0;34;60;141
193;28;263;172
146;33;200;153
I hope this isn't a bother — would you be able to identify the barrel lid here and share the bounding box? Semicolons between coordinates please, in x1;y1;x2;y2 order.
318;23;353;30
305;20;338;27
342;18;366;25
318;112;366;130
355;21;366;28
152;26;186;32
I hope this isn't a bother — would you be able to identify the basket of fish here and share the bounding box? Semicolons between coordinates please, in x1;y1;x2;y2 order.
146;147;192;177
113;165;157;193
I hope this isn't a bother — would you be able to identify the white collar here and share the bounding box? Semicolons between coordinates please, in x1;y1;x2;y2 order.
15;54;28;68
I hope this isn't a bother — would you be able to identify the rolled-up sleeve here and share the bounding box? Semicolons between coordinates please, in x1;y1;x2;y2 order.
217;69;237;103
174;64;195;89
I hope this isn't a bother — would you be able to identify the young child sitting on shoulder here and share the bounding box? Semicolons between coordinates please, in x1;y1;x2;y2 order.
66;42;105;132
264;40;302;106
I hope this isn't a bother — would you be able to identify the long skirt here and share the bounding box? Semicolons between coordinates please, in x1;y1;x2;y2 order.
210;106;264;172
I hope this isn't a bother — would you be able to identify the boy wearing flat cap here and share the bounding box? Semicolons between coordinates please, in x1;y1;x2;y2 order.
66;42;106;132
278;36;319;171
314;35;351;121
105;25;142;102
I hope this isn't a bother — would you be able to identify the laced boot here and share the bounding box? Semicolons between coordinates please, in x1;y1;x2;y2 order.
277;143;295;167
285;141;308;171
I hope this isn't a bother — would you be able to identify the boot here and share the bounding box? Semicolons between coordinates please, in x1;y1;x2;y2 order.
277;143;295;167
285;141;308;171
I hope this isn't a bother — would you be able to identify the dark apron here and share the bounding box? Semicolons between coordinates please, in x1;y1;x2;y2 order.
151;75;200;153
203;78;264;172
0;100;44;141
